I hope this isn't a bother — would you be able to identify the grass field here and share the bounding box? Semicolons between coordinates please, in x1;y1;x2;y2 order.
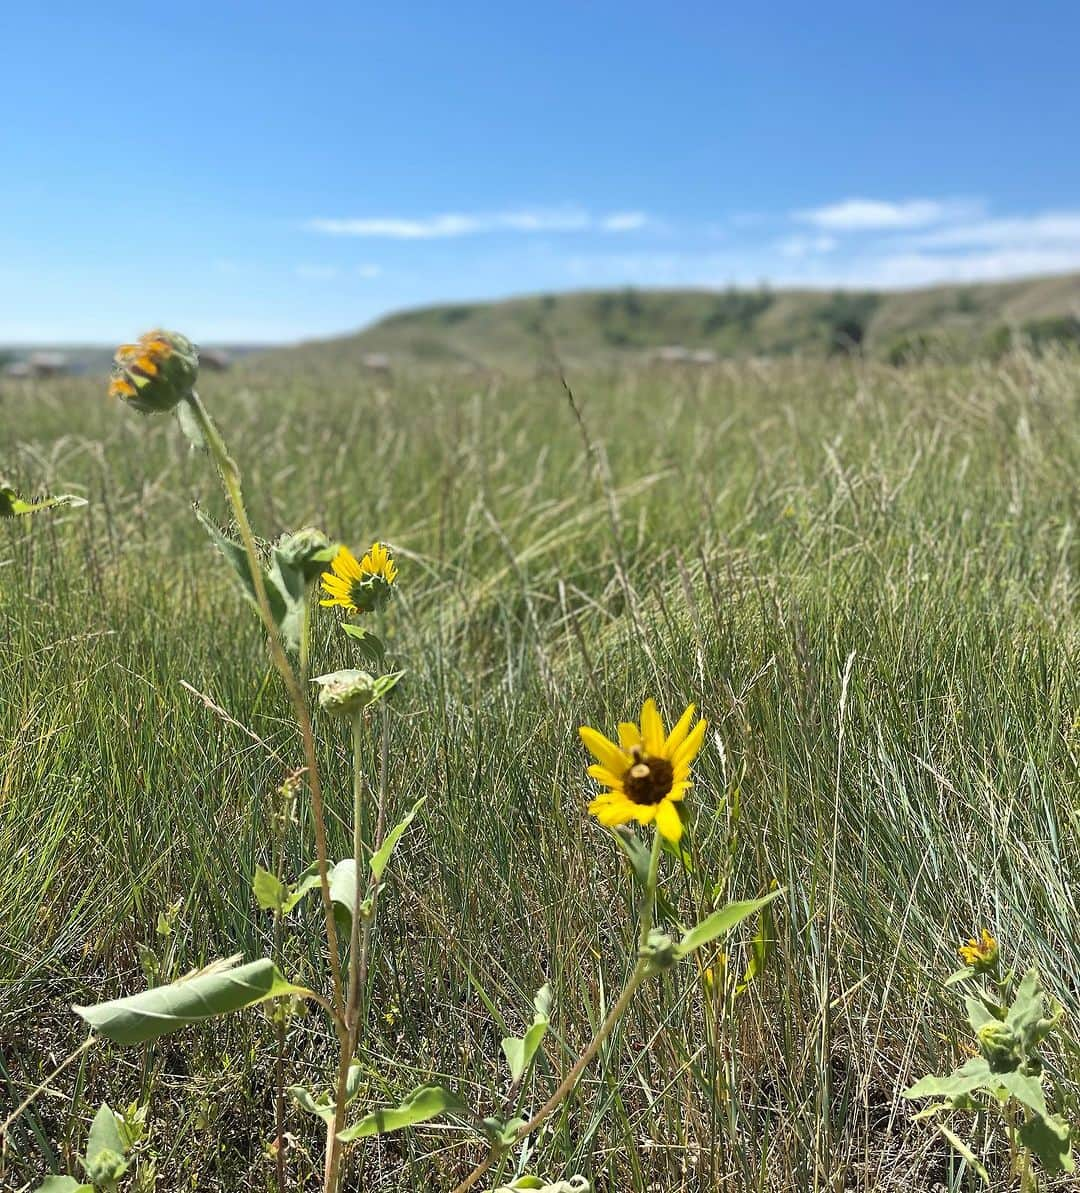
2;350;1079;1191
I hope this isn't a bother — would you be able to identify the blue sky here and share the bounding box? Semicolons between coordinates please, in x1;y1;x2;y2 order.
2;2;1078;342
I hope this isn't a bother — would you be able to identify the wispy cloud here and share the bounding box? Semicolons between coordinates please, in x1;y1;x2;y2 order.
308;207;649;239
911;211;1080;250
796;197;983;231
776;234;837;259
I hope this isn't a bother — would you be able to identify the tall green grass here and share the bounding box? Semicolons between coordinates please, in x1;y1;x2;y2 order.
2;352;1079;1191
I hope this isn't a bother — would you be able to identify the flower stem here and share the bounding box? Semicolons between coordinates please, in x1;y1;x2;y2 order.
449;830;663;1193
182;392;348;1193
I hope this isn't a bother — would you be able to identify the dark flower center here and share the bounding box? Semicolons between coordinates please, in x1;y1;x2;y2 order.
623;748;674;805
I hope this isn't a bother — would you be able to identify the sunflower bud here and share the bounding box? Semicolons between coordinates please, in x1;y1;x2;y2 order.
977;1021;1022;1073
277;527;337;583
313;669;377;718
109;330;199;414
85;1147;128;1185
639;928;678;974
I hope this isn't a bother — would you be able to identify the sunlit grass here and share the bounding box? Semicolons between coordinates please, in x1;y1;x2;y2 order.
2;351;1079;1190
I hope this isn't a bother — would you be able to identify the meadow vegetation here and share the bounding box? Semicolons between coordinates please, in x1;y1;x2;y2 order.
2;346;1079;1191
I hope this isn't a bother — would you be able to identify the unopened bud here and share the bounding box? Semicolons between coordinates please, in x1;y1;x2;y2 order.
109;330;199;414
313;669;377;718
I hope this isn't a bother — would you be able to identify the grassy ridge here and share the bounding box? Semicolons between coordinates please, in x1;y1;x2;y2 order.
271;272;1080;370
2;353;1079;1190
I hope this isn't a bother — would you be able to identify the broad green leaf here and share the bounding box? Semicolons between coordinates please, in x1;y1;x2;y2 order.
337;1082;464;1141
253;867;286;912
501;983;552;1082
1;485;87;518
996;1070;1048;1116
75;958;312;1045
268;546;308;655
943;967;976;987
964;996;1000;1034
370;797;427;882
345;1059;364;1104
1005;968;1043;1036
610;827;652;887
86;1102;126;1164
33;1179;94;1193
341;623;386;664
287;1085;335;1123
676;890;784;957
936;1123;989;1185
329;858;359;922
1019;1111;1074;1174
902;1056;993;1100
281;864;324;914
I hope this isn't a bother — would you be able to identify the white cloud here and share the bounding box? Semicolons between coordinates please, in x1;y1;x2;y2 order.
356;263;382;278
855;247;1080;287
308;207;647;239
601;211;649;232
912;212;1080;250
295;264;341;280
776;234;837;259
796;197;983;231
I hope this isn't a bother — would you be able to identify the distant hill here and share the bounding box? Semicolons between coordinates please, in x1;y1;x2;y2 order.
259;272;1080;373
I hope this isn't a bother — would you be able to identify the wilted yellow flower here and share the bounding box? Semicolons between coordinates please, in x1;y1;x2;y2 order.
109;329;198;414
320;542;397;614
958;928;999;973
580;699;706;842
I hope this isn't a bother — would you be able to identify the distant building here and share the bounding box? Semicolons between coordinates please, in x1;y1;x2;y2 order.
199;348;231;371
3;353;69;379
361;352;392;374
649;345;717;365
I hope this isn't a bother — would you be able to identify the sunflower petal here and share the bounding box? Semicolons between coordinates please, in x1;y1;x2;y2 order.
672;719;707;769
587;763;625;789
655;799;683;842
665;703;696;755
579;726;630;774
640;699;665;755
589;796;637;826
667;780;691;801
618;721;642;751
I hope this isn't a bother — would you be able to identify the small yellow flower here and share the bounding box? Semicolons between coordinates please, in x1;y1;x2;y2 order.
958;928;999;973
320;542;397;614
580;698;707;842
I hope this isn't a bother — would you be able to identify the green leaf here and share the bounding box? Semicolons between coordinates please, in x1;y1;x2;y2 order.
676;890;784;958
902;1056;993;1100
194;508;304;653
501;983;552;1082
737;886;777;995
329;858;359;922
86;1102;126;1165
370;797;427;882
175;400;207;451
1005;967;1043;1036
345;1059;364;1104
74;958;313;1045
1019;1110;1074;1174
281;864;323;915
287;1085;335;1124
964;996;1000;1034
253;867;286;912
337;1082;465;1141
341;623;386;664
935;1123;990;1185
943;967;976;987
996;1070;1048;1116
32;1179;94;1193
1;485;87;518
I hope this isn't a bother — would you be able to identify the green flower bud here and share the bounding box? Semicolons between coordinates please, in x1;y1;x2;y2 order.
85;1146;129;1184
277;527;338;583
977;1021;1022;1073
109;330;199;414
639;928;678;975
313;669;377;718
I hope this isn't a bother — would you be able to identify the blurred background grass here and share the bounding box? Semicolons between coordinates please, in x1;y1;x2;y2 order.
2;351;1079;1191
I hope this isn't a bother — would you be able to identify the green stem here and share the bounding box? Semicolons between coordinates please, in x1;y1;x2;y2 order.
449;830;663;1193
182;392;347;1193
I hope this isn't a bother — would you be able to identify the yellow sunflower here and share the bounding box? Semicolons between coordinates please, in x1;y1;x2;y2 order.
580;699;707;842
958;928;999;973
320;542;397;614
